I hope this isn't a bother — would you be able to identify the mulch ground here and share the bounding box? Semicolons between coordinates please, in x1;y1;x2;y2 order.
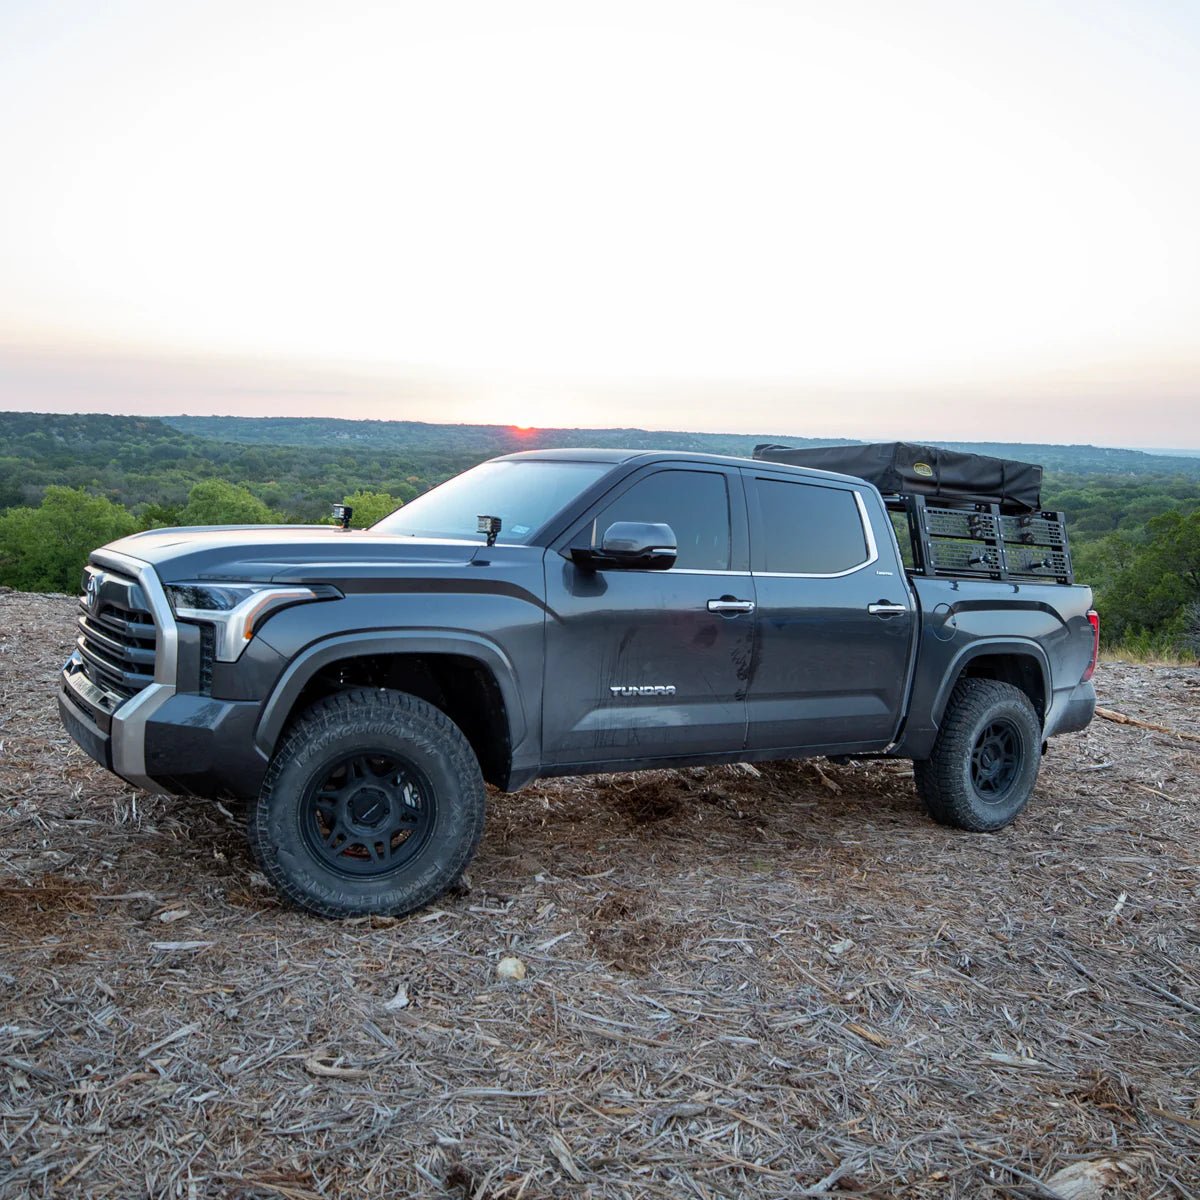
1;588;1197;1199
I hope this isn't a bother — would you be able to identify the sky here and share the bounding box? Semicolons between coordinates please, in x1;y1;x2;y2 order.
1;0;1198;445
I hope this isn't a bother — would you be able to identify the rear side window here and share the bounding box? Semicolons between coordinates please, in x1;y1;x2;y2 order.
593;470;731;571
751;478;869;574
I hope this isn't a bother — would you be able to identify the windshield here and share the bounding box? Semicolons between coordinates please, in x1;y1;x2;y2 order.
372;459;614;543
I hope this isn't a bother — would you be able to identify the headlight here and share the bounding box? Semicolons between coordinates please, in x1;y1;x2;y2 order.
165;582;340;662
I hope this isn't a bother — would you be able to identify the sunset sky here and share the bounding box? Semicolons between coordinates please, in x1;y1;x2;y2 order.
1;0;1198;445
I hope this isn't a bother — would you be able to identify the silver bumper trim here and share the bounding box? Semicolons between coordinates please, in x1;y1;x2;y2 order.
91;548;179;792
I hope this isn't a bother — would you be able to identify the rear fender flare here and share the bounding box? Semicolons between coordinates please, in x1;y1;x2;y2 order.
254;631;527;758
930;639;1051;730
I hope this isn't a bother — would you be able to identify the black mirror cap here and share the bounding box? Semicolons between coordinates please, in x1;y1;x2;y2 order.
569;521;677;571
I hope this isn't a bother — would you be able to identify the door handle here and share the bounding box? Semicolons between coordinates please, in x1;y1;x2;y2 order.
708;598;755;615
868;602;908;616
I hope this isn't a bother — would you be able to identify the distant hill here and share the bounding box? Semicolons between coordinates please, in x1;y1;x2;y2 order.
1139;446;1200;459
164;415;1200;478
0;410;483;517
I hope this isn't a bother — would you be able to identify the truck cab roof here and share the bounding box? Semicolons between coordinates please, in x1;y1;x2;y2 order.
493;446;875;489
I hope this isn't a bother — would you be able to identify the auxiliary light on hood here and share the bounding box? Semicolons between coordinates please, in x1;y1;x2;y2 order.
165;582;341;662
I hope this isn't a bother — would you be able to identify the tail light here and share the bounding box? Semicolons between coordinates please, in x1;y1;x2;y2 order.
1082;609;1100;682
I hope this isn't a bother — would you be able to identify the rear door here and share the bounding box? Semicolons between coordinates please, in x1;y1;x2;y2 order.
742;469;915;752
541;464;753;766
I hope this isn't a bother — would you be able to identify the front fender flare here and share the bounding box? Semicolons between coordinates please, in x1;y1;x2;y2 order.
254;630;528;758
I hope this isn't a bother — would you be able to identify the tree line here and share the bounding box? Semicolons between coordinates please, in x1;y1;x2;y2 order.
0;481;406;594
165;414;1200;479
0;412;1196;653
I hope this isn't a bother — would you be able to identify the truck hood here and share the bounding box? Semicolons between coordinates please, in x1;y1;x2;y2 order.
98;524;488;584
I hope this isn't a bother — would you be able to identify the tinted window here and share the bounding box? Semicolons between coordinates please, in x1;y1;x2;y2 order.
374;460;612;543
753;479;868;574
594;470;731;571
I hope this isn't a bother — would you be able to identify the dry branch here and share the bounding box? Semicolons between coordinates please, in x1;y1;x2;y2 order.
1095;705;1200;742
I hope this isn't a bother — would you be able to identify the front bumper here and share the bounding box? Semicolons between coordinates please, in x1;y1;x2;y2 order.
59;547;273;800
60;658;269;798
58;672;112;770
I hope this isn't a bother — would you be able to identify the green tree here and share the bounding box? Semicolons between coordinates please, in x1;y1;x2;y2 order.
1073;531;1140;594
0;468;25;511
339;489;404;528
0;486;137;593
178;479;278;525
139;501;183;529
1100;509;1200;642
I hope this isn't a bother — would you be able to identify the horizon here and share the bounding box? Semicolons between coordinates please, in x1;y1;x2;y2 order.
2;1;1199;445
6;405;1198;458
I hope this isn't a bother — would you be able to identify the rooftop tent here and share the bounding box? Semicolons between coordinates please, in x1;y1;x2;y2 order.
752;441;1043;512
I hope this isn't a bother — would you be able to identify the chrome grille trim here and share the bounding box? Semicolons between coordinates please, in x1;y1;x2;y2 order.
87;548;179;790
77;573;157;700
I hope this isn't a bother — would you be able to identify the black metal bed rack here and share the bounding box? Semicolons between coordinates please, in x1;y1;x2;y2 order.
889;493;1074;585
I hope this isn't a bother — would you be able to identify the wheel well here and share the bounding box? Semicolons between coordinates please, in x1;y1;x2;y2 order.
954;653;1045;722
284;653;511;788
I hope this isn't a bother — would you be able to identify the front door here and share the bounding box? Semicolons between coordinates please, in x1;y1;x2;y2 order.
541;465;752;767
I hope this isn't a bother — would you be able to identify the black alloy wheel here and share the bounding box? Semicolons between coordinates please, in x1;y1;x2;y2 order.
969;719;1022;802
301;751;435;876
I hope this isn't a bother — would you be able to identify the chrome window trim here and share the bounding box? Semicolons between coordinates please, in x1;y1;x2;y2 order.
752;489;879;579
667;569;754;577
91;548;178;791
595;568;752;577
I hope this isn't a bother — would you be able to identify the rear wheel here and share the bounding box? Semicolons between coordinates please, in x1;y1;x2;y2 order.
249;688;486;918
913;678;1041;831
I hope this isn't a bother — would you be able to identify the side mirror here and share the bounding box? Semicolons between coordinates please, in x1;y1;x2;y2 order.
570;521;677;570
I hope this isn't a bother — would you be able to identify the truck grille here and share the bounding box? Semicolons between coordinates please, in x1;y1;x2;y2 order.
77;567;158;699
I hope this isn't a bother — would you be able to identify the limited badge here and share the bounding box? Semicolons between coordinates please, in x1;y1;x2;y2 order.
913;462;934;478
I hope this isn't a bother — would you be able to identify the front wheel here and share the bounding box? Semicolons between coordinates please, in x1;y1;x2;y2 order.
913;678;1041;831
249;688;486;918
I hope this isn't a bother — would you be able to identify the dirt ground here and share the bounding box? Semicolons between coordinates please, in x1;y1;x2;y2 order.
1;588;1197;1199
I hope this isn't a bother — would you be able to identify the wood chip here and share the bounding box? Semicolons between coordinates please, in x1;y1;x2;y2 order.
983;1052;1047;1069
54;1145;103;1190
137;1022;202;1059
547;1131;584;1182
383;983;410;1011
1043;1157;1139;1199
303;1054;369;1080
845;1022;889;1046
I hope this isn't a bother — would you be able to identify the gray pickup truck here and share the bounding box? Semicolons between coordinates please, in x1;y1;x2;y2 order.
59;442;1098;917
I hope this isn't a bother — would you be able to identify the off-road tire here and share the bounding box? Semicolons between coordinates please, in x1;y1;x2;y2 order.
249;688;486;918
913;678;1041;832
